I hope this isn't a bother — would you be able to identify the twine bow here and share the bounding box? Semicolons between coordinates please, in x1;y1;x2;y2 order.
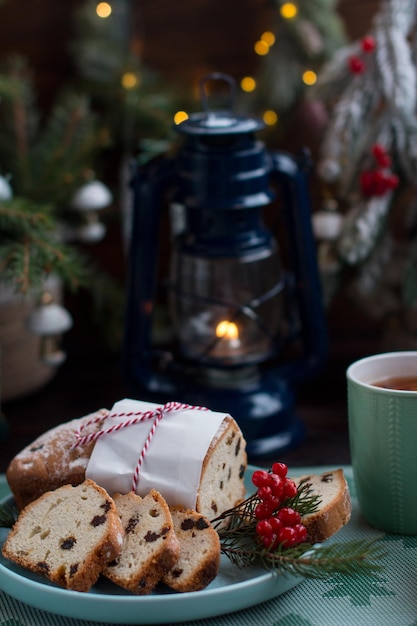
72;401;209;492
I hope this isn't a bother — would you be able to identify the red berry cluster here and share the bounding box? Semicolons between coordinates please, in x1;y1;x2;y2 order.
348;56;365;75
348;35;376;74
361;35;376;53
360;144;399;197
252;462;307;550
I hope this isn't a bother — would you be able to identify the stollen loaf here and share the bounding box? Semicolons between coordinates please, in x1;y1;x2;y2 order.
6;408;109;511
6;399;248;520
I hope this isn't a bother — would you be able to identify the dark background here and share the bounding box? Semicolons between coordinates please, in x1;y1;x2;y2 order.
0;0;383;472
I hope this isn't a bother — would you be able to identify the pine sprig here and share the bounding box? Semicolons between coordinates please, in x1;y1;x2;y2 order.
212;478;382;579
212;480;321;532
0;197;55;233
0;57;107;295
0;501;18;529
255;539;384;578
0;198;88;294
28;91;108;207
284;478;323;517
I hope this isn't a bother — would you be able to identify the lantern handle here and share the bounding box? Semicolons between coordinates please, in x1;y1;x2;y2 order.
199;72;236;116
270;148;328;382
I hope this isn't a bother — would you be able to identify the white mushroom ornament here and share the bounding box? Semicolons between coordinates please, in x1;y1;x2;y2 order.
70;180;113;243
0;174;13;201
26;292;73;367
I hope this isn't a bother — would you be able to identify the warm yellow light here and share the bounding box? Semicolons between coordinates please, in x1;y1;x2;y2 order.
280;2;298;19
174;111;189;125
96;2;112;18
302;70;317;86
263;110;278;126
240;76;256;93
261;31;275;46
121;72;138;89
216;321;239;341
254;40;270;56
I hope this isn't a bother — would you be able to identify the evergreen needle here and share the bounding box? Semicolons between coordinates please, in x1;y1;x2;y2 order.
0;501;17;529
212;477;383;579
219;532;383;578
257;539;384;578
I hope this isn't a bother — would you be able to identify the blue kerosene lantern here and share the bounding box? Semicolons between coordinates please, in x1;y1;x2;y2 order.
124;74;328;458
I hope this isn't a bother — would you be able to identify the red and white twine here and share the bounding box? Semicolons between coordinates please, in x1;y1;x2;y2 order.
72;401;208;492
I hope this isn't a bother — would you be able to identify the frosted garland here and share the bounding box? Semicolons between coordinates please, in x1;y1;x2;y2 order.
316;0;417;194
374;22;416;114
319;73;380;194
336;195;392;264
311;0;417;314
392;116;414;179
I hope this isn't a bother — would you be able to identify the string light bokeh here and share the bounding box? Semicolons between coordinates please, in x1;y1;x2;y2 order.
241;1;318;128
94;1;317;129
96;1;112;18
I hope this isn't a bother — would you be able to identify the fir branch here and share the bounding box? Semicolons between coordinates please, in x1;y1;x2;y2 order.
212;475;382;579
212;493;258;530
254;539;384;578
212;480;321;533
218;518;383;578
28;92;106;207
0;57;39;193
0;227;88;294
0;49;112;299
0;197;54;234
285;479;323;517
0;501;18;529
212;481;322;572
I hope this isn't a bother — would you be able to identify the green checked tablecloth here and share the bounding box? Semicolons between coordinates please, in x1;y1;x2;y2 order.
1;467;417;626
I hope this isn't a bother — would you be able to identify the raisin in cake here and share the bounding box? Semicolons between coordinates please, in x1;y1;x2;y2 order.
104;490;180;594
2;480;124;592
196;415;247;520
162;507;220;592
296;469;352;543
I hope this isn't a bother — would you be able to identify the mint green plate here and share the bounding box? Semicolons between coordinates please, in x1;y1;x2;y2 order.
0;466;304;624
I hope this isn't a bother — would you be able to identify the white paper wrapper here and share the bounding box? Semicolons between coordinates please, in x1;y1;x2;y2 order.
85;398;228;509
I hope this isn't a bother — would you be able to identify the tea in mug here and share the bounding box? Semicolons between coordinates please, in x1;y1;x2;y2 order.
372;376;417;391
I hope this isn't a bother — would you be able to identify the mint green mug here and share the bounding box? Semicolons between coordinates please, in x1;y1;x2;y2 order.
347;351;417;534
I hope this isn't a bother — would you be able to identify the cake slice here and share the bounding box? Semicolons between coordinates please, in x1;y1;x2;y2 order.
2;479;124;592
103;490;180;595
162;507;220;592
296;468;352;543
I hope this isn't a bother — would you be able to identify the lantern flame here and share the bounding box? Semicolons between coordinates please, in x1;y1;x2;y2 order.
216;321;239;340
